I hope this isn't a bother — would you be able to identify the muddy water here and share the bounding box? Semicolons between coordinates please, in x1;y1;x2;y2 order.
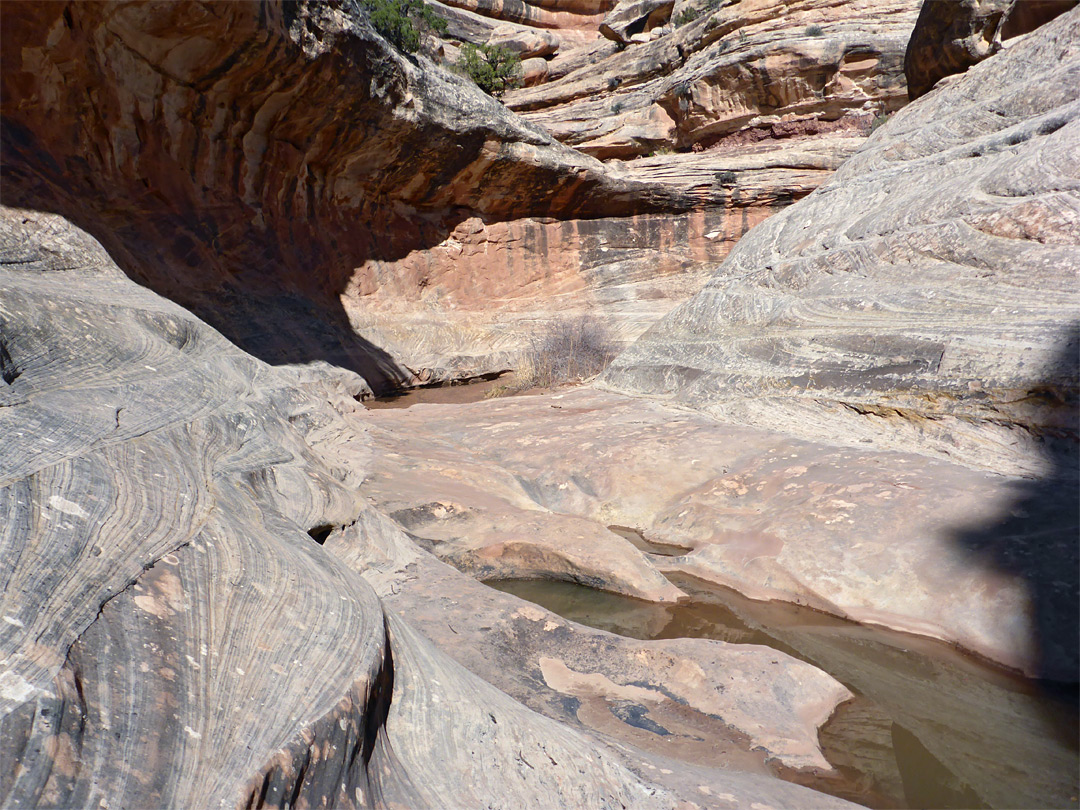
488;574;1079;810
364;374;512;409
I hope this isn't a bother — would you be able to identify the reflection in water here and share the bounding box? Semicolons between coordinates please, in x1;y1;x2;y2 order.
364;373;511;409
487;576;1079;810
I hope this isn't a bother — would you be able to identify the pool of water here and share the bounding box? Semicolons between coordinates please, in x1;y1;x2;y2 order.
364;373;512;409
487;575;1079;810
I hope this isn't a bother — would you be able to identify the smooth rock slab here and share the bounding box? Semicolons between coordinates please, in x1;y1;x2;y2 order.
601;9;1080;477
360;386;1066;677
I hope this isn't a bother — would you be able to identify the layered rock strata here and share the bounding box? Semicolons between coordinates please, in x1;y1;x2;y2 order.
1;0;907;392
506;0;921;158
904;0;1079;100
0;207;858;809
0;0;700;393
602;7;1080;476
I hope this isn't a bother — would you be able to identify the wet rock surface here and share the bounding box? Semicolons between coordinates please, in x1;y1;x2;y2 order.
359;386;1068;678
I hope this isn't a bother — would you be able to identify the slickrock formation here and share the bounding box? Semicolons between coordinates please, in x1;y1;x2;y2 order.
603;7;1080;476
359;386;1070;679
0;207;860;808
361;388;1079;806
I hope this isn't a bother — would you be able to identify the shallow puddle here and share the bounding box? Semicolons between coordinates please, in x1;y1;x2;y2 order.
364;373;511;409
487;576;1079;810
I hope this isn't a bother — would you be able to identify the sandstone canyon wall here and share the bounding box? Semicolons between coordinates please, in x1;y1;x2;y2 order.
2;0;921;392
0;207;860;809
602;7;1080;478
3;1;1079;808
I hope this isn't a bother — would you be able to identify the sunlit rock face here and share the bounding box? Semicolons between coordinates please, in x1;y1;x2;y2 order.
506;0;922;159
603;8;1080;478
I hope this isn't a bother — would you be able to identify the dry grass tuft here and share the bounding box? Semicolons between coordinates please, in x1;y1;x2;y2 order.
486;315;617;397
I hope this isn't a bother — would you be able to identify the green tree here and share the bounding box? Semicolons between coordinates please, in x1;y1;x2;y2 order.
361;0;446;53
457;43;523;97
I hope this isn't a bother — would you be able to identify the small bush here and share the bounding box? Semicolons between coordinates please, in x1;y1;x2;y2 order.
457;43;523;97
611;101;623;114
675;7;699;25
714;169;737;186
490;316;617;395
607;76;621;91
805;24;824;37
870;111;891;133
361;0;446;53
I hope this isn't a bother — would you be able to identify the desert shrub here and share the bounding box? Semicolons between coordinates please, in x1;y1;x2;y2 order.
675;7;699;25
714;169;737;186
805;24;824;37
489;316;617;396
361;0;446;53
611;100;623;114
607;76;622;91
456;43;523;97
870;111;891;133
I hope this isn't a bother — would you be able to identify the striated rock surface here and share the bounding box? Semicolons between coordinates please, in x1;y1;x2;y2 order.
0;0;929;392
602;8;1080;476
599;0;673;45
335;525;855;778
0;0;714;393
506;0;920;158
0;207;862;809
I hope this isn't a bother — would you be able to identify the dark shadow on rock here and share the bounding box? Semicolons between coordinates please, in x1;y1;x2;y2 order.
183;285;416;396
0;1;712;397
950;323;1079;744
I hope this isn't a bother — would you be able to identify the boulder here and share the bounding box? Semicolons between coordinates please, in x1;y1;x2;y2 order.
905;0;1078;99
600;0;675;44
521;55;552;85
488;23;561;57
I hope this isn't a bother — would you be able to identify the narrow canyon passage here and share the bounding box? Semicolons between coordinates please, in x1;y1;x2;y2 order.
3;1;1078;807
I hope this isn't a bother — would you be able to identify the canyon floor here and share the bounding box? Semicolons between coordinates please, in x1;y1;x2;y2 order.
2;1;1078;809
